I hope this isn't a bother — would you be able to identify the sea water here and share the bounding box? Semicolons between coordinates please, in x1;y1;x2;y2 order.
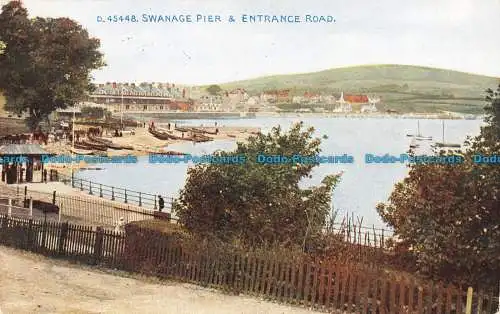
76;117;483;228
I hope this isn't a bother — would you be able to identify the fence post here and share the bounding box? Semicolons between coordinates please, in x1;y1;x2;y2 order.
24;186;27;202
89;181;93;195
93;226;104;265
111;187;115;200
80;180;83;191
29;197;33;217
16;184;19;197
465;287;473;314
71;172;75;188
139;192;142;207
154;195;157;210
52;191;56;205
498;281;500;314
7;198;12;217
27;219;33;250
58;202;62;222
58;222;69;256
41;220;47;252
99;184;103;197
124;189;127;203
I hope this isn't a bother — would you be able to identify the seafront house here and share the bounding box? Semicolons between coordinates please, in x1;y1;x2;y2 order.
260;89;291;103
333;92;379;113
334;92;353;112
361;96;381;113
87;82;194;113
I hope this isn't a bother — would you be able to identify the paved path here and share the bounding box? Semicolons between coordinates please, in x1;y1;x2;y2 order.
0;246;322;314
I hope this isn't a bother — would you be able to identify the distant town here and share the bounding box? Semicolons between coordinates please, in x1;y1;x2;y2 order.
0;81;482;120
80;82;380;115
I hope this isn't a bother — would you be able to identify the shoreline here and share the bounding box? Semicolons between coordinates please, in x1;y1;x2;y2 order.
40;126;258;173
254;112;484;120
122;111;484;120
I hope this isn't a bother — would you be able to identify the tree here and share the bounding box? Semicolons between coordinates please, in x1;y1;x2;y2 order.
377;85;500;288
80;106;111;119
206;84;222;95
0;1;105;130
173;122;341;248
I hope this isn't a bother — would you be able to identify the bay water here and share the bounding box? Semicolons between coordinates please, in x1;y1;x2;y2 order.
76;117;483;228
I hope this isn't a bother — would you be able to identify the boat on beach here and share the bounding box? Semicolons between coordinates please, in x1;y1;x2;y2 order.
88;135;134;150
70;147;95;155
149;127;171;140
149;127;213;142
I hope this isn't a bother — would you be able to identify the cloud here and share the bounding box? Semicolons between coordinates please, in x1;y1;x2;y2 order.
17;0;500;84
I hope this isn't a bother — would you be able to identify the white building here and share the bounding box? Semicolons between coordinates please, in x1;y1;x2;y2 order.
333;92;353;112
246;96;260;106
361;96;380;113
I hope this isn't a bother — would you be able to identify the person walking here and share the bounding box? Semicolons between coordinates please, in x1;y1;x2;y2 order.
158;195;165;212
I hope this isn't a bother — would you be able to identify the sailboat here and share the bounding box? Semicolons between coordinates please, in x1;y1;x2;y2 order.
433;120;461;148
406;121;432;140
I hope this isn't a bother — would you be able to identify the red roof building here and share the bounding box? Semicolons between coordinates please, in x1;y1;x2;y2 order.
343;95;369;103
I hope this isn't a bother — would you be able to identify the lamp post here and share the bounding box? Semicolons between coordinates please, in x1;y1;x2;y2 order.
64;74;75;185
120;86;124;130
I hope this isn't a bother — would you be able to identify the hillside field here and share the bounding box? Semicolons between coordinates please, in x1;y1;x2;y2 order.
212;64;499;114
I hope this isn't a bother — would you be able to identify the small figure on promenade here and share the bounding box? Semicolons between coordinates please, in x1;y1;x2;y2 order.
114;217;126;232
20;167;24;183
167;122;171;130
158;195;165;212
43;169;47;183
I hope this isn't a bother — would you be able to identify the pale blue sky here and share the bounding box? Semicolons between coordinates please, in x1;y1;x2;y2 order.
15;0;500;84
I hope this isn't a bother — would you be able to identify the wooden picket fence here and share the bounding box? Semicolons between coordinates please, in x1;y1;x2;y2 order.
0;215;497;313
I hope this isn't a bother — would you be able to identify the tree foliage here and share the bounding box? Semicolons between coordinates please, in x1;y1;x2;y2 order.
173;122;341;249
377;85;500;288
0;1;105;130
206;84;222;96
80;106;111;119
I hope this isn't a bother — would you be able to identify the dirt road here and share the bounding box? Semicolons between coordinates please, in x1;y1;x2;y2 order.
0;246;322;314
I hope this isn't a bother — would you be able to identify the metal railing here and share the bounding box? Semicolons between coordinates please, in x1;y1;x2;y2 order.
56;172;175;210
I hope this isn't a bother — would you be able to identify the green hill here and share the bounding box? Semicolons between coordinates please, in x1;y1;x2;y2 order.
216;64;500;114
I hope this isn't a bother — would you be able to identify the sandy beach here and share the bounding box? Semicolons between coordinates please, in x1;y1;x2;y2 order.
42;125;258;156
0;246;323;314
38;125;259;175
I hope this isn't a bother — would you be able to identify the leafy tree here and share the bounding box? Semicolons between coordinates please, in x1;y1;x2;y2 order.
173;122;341;249
80;106;111;119
206;84;222;95
0;1;105;130
377;85;500;288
